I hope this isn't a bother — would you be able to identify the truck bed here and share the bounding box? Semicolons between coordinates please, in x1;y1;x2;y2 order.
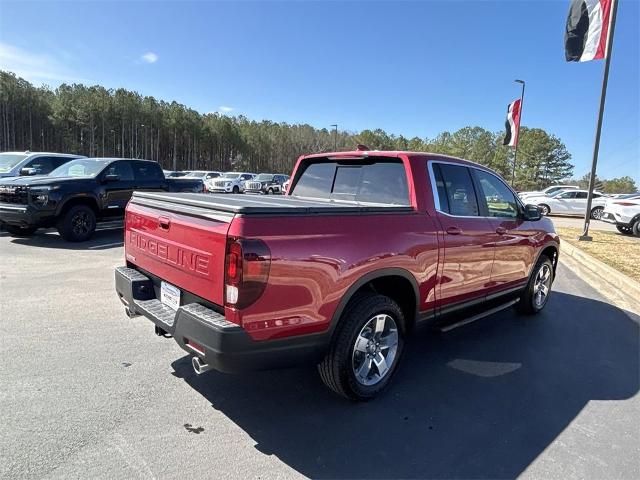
130;191;415;216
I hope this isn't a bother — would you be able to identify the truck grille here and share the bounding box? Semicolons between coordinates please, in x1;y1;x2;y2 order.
213;180;227;188
0;186;29;205
246;182;262;190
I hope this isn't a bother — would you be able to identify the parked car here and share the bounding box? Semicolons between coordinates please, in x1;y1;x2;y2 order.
115;150;559;400
184;170;222;180
163;170;188;178
0;158;204;241
601;195;640;236
0;151;85;178
282;179;290;194
206;172;256;193
519;185;579;201
244;173;290;194
529;189;608;219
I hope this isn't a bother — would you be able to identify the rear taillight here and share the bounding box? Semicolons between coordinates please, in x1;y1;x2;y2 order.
224;238;271;309
613;202;637;206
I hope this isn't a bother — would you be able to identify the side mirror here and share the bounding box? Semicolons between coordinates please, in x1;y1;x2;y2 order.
104;174;120;183
20;167;37;176
523;204;542;221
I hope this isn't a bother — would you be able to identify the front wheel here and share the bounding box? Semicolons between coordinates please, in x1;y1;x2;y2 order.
57;205;96;242
590;206;604;220
517;256;554;315
318;292;405;401
232;186;240;194
616;225;633;235
4;225;38;237
632;219;640;238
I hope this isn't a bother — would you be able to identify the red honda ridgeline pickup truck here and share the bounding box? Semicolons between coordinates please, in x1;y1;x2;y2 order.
115;151;559;400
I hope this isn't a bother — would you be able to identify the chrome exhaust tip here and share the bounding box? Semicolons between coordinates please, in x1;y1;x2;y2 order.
192;356;214;375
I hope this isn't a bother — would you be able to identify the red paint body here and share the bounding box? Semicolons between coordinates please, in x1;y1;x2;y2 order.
124;151;559;342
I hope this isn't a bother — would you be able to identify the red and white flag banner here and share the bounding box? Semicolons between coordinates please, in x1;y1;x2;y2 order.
565;0;614;62
503;99;522;148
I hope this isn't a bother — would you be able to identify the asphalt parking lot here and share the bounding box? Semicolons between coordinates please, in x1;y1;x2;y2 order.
1;226;638;479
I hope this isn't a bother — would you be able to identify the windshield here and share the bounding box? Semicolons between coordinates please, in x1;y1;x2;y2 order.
221;173;240;179
548;190;568;198
185;171;207;177
255;174;274;181
0;154;28;173
50;159;109;177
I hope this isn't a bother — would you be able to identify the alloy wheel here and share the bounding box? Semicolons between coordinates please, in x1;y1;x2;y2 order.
72;211;91;236
533;264;552;308
351;314;399;386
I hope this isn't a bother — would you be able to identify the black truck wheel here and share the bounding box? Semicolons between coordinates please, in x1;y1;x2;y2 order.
57;205;96;242
318;292;405;401
4;225;38;237
517;256;554;315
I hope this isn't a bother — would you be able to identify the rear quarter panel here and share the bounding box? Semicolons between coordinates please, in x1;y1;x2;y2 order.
228;212;440;341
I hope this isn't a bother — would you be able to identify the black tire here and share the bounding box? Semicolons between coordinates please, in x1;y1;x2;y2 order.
57;205;96;242
266;188;273;195
538;204;550;216
4;225;37;237
616;225;633;235
517;256;554;315
318;292;405;401
590;206;604;220
232;186;240;194
632;219;640;238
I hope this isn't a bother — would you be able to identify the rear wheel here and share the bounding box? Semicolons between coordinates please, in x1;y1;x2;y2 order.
538;204;550;216
57;205;96;242
318;292;405;401
4;225;37;237
517;256;554;315
590;206;604;220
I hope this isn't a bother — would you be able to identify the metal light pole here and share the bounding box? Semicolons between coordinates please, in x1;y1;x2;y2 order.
141;124;147;159
579;0;619;241
511;79;525;186
330;124;338;151
110;129;116;155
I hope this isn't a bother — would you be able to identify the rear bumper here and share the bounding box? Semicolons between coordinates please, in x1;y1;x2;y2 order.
114;266;327;373
0;203;54;228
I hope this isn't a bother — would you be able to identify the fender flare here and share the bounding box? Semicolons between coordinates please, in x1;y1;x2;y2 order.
328;267;420;337
55;194;101;217
531;241;560;277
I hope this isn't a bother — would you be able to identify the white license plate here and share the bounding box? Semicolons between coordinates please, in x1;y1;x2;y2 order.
160;281;181;310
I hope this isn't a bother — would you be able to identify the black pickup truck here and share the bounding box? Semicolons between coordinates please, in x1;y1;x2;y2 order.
0;158;204;241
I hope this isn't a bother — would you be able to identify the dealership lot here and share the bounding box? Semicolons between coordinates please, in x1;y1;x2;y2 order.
0;227;638;479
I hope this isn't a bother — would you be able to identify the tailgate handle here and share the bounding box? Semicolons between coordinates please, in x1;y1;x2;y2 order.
158;216;171;230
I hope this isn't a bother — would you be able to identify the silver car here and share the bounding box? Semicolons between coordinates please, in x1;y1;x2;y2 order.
0;152;85;178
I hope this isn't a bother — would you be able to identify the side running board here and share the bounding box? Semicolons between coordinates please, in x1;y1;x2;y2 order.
439;299;519;333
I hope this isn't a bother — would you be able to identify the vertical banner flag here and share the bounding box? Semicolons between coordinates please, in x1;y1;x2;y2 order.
503;99;522;147
565;0;614;62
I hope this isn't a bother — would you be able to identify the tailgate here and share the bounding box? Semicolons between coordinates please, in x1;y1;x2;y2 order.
124;200;232;305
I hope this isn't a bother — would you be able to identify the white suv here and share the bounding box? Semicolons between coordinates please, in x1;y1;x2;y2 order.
519;185;579;201
601;194;640;236
206;172;256;194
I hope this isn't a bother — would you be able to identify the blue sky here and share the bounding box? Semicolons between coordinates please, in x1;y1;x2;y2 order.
1;0;638;182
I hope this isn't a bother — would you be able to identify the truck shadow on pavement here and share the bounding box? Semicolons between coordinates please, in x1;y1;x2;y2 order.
170;292;639;479
5;224;124;250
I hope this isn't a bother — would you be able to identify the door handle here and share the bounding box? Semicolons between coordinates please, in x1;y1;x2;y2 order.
446;226;462;235
495;227;507;235
158;216;171;230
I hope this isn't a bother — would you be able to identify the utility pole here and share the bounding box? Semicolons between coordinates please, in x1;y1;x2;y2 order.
330;124;338;151
579;0;619;241
511;79;525;186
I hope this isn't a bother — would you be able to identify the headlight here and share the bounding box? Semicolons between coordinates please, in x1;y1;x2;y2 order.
29;185;59;205
225;182;231;187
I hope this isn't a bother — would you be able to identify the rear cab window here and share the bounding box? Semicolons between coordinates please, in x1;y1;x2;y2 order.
290;158;410;205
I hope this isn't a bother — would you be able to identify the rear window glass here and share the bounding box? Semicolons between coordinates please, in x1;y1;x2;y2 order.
291;159;410;205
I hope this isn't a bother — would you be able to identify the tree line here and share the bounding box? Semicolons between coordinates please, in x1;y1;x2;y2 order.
5;69;633;192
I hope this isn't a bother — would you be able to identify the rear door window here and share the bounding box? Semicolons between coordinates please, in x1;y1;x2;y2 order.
133;161;163;181
291;159;410;205
433;163;480;216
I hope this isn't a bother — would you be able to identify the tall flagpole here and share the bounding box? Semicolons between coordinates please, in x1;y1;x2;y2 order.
579;0;619;241
511;79;526;185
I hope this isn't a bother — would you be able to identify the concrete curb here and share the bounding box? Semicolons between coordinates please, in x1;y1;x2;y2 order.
560;241;640;315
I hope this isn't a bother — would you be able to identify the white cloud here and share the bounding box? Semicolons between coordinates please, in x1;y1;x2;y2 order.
140;52;159;64
0;42;85;84
218;106;234;113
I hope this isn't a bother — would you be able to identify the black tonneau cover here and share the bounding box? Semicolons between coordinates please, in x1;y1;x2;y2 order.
130;191;414;216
